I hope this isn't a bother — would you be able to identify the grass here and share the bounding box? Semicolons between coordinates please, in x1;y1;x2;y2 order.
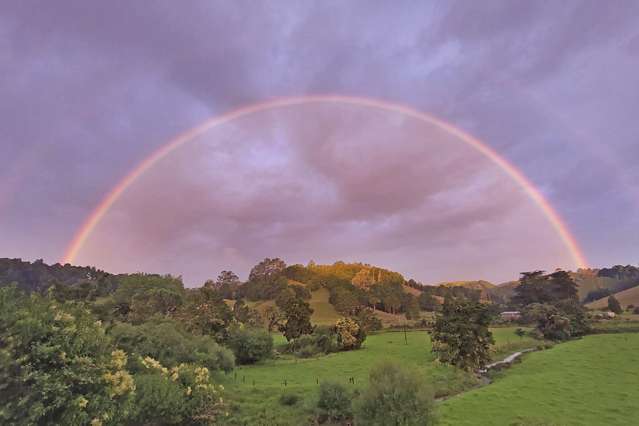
307;288;341;325
215;327;538;425
439;333;639;426
586;285;639;309
590;313;639;333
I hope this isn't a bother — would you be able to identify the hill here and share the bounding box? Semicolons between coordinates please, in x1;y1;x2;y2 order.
437;280;496;302
0;257;118;294
438;280;496;290
440;334;639;425
586;285;639;310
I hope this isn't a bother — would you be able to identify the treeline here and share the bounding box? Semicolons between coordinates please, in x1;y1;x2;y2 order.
0;258;380;424
582;265;639;303
0;257;118;295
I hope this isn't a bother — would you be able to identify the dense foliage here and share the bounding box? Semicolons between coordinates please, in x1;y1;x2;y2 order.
431;297;495;371
0;258;118;295
109;319;234;372
607;295;623;314
514;271;590;341
226;325;273;364
316;381;352;423
0;286;227;425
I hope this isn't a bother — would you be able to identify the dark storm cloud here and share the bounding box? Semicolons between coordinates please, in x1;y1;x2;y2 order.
1;1;638;280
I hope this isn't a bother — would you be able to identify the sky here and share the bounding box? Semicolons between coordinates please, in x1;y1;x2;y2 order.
1;1;638;286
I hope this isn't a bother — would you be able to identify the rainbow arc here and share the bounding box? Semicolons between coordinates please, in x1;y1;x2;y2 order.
61;95;588;269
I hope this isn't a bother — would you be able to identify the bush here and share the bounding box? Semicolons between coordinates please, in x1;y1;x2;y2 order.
634;306;639;315
608;295;623;315
317;381;352;423
335;317;366;350
285;327;339;357
279;392;301;406
0;287;137;425
226;325;273;364
110;319;235;371
132;361;227;424
132;374;188;424
353;361;436;426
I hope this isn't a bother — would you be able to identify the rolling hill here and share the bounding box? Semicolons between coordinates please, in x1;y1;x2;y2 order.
586;285;639;310
438;280;496;301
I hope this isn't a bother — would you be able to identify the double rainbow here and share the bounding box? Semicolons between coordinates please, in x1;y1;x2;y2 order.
61;95;588;269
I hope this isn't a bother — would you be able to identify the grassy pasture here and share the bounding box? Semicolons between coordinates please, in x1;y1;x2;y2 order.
216;328;538;425
586;285;639;310
440;333;639;426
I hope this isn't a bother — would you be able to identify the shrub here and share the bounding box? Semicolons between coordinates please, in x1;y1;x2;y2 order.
0;287;137;425
109;319;235;371
226;325;273;364
634;306;639;315
285;327;339;357
132;374;187;424
353;361;436;426
335;317;366;350
317;381;352;423
608;295;623;315
279;392;301;406
132;360;227;424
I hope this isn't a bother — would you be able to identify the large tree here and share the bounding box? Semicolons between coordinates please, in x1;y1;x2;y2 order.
431;297;494;371
608;295;623;314
278;296;314;341
513;270;578;306
204;270;241;299
248;258;287;282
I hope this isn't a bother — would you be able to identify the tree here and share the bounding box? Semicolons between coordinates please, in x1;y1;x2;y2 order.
513;270;578;306
419;292;441;312
248;258;286;282
353;361;436;426
204;270;240;299
431;297;494;371
263;305;284;332
226;325;273;364
334;317;366;350
402;293;421;319
233;299;250;322
608;295;623;314
329;287;360;315
112;274;185;323
0;286;136;425
523;301;589;341
278;296;314;341
176;287;233;339
352;269;375;289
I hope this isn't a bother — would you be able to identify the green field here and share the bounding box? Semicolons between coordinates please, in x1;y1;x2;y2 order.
440;334;639;425
307;287;341;325
215;328;538;425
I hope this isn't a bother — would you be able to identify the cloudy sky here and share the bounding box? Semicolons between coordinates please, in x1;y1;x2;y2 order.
1;1;638;285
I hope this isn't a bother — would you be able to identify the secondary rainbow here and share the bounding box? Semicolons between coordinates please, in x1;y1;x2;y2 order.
61;95;588;268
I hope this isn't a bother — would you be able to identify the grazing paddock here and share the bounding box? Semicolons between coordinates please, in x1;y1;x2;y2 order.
216;328;538;425
439;333;639;426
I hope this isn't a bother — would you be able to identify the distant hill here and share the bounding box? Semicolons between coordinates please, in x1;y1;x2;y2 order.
572;266;639;302
476;267;639;304
438;280;496;290
437;280;496;302
0;258;118;294
586;285;639;310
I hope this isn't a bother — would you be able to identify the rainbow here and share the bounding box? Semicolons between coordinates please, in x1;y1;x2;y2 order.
61;95;588;268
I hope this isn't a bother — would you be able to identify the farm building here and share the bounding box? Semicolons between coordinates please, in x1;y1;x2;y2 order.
500;311;521;321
